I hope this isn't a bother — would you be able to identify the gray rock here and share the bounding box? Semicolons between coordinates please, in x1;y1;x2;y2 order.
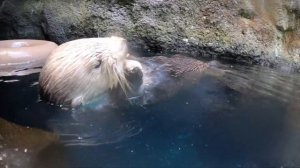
0;0;300;68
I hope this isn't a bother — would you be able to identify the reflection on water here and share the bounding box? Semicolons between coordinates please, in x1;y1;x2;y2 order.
0;60;300;167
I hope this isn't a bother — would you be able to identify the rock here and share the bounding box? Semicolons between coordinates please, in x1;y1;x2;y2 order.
0;0;45;40
0;117;59;168
0;0;300;68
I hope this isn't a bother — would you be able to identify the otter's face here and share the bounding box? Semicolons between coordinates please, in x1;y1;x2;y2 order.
39;36;139;107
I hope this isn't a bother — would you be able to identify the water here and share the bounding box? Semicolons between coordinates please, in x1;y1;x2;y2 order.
0;60;300;168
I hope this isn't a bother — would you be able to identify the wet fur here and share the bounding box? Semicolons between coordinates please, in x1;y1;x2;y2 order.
39;37;135;106
137;55;211;104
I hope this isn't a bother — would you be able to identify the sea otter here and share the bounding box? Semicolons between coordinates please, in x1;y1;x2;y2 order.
39;36;142;107
39;36;223;107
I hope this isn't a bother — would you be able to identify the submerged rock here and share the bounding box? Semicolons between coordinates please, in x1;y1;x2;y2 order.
0;0;300;68
0;117;59;168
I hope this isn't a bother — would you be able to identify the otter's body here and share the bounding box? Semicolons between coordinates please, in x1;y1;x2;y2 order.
111;54;221;106
128;54;216;105
39;37;141;107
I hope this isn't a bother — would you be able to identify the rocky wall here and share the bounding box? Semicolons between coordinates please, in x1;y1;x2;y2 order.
0;0;300;68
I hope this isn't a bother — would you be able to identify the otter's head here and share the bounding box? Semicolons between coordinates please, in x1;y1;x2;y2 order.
39;36;143;107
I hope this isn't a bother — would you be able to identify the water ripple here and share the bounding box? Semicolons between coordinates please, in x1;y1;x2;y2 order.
220;64;300;103
48;106;143;146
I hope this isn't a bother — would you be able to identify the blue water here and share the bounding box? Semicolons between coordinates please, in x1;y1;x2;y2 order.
0;62;300;168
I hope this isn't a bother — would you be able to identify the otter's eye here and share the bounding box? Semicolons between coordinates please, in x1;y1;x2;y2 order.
94;60;102;69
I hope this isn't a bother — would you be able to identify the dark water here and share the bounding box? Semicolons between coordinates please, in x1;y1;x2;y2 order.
0;62;300;168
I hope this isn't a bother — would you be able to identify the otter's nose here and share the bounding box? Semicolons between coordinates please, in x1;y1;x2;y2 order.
126;66;143;91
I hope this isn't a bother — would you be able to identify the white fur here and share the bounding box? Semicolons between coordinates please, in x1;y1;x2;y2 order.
39;36;132;106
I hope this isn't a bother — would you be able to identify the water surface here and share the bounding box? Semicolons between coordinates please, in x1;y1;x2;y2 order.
0;60;300;168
